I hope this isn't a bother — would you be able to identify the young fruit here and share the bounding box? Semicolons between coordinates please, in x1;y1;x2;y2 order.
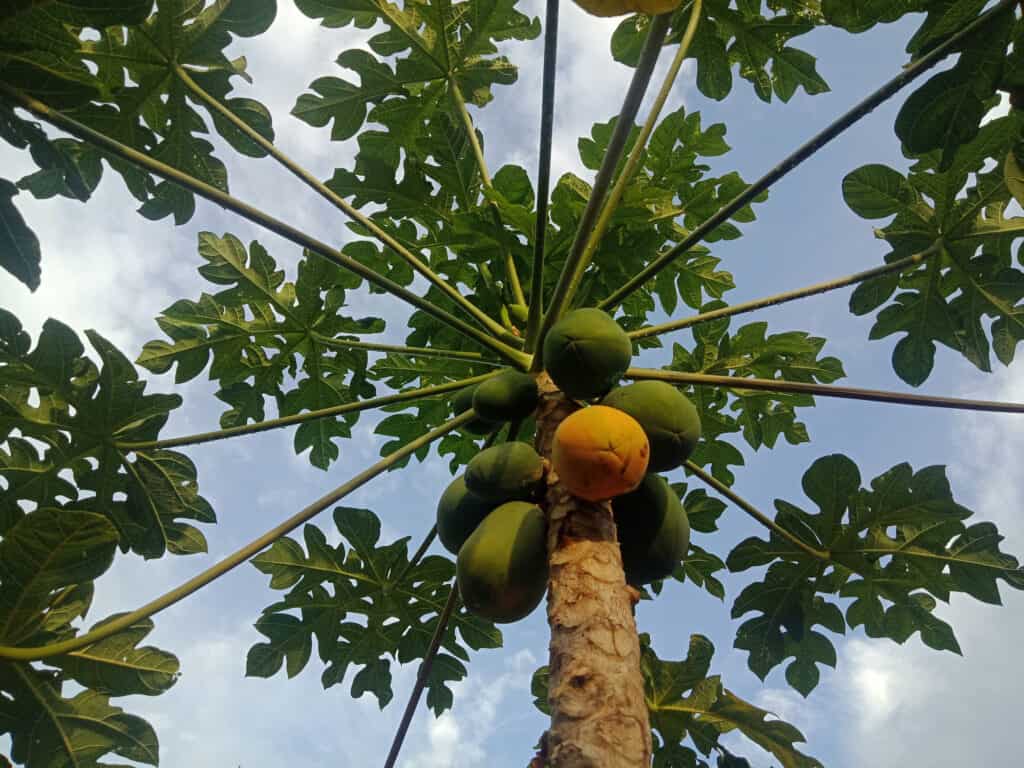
612;473;690;585
451;384;497;435
571;0;682;17
436;475;493;555
465;442;544;502
456;501;549;623
602;380;701;471
551;405;649;501
472;369;539;423
542;308;632;400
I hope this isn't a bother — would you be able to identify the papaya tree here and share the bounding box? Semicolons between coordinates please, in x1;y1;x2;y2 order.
2;0;1024;766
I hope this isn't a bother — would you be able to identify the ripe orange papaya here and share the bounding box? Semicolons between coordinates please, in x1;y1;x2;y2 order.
551;405;650;501
572;0;681;18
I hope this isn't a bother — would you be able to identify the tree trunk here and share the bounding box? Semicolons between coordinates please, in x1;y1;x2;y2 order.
533;373;652;768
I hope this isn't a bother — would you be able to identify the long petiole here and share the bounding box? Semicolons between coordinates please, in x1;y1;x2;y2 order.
0;84;531;368
317;336;502;363
175;63;521;347
531;12;672;368
117;372;499;451
685;461;830;561
597;0;1018;311
524;0;560;350
625;368;1024;414
563;0;703;308
629;244;939;340
0;412;476;662
450;79;528;308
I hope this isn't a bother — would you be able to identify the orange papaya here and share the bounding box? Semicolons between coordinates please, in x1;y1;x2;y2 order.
551;405;649;501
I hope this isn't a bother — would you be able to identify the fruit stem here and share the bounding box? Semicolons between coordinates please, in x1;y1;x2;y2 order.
531;12;672;371
0;412;477;662
597;0;1018;311
117;372;501;451
624;368;1024;414
629;243;940;339
685;461;830;561
525;0;561;351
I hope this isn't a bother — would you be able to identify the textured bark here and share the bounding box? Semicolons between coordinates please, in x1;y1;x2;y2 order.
534;373;651;768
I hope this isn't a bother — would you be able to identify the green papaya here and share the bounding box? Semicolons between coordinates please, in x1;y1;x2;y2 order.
612;473;690;585
451;384;496;435
456;501;548;623
465;442;544;502
472;369;539;423
436;475;493;555
542;308;632;400
602;381;701;471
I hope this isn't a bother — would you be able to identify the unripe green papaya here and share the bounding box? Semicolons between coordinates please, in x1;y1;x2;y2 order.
457;501;548;623
612;473;690;586
472;369;539;423
542;308;632;400
465;442;544;502
436;475;493;555
602;381;701;471
451;384;496;435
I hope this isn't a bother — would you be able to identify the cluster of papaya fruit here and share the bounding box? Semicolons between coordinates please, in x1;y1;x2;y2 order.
437;308;702;624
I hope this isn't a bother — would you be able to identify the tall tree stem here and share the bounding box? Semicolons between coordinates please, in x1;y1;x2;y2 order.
531;13;672;370
450;79;528;308
629;244;938;340
0;412;476;662
525;0;561;350
597;0;1018;310
0;84;530;368
564;0;703;306
624;368;1024;414
174;63;520;346
117;372;499;451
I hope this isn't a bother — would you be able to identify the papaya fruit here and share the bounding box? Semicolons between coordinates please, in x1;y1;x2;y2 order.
456;501;548;623
472;369;539;423
465;442;544;502
572;0;681;18
612;473;690;585
542;308;632;400
551;405;649;501
602;381;701;472
436;475;493;555
451;384;496;435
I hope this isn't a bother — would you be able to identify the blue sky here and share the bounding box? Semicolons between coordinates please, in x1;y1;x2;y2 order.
2;2;1023;767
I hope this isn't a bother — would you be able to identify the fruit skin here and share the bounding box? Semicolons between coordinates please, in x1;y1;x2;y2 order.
472;369;539;423
457;501;549;623
543;308;632;400
572;0;681;18
602;381;701;472
465;442;544;502
551;405;649;501
452;384;496;435
612;473;690;585
436;475;494;555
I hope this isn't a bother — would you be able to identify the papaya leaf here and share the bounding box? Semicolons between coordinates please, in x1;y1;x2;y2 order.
137;233;393;469
52;615;179;696
0;508;117;645
728;454;1024;695
612;0;828;103
0;667;160;768
248;507;501;715
0;309;215;557
844;115;1024;384
0;178;40;291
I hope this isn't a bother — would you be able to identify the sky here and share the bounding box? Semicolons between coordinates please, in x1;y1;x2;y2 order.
2;1;1023;767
